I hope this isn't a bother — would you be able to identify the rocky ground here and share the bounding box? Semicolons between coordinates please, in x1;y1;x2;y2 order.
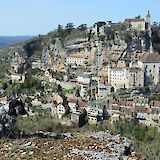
0;131;143;160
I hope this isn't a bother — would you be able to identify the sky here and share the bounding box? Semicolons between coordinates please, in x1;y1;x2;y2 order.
0;0;160;36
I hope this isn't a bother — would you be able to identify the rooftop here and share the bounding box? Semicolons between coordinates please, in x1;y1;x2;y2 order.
139;53;160;63
67;53;86;58
124;18;145;22
129;67;142;72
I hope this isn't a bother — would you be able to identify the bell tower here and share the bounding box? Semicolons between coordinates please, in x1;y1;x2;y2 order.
146;10;151;30
146;11;153;53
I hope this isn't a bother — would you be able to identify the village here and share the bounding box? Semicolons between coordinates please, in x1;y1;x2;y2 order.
0;11;160;132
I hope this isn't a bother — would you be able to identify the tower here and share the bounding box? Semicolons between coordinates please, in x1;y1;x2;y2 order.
146;10;151;30
146;11;153;53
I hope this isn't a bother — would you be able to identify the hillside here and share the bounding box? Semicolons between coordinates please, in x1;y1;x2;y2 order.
1;22;160;160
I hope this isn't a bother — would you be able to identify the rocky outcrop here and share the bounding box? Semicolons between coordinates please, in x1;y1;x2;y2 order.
0;131;143;159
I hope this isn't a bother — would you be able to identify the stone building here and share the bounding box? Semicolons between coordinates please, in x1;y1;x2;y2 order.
108;65;144;92
124;18;145;31
127;67;144;88
90;22;106;36
90;76;110;100
138;53;160;85
66;54;86;65
124;11;151;31
56;103;69;119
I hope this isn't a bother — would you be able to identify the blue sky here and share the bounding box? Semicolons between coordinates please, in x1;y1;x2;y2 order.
0;0;160;36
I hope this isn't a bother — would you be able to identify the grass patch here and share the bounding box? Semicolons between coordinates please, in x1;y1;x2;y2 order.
62;88;76;95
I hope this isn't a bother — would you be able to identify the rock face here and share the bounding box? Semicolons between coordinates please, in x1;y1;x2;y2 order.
0;131;143;160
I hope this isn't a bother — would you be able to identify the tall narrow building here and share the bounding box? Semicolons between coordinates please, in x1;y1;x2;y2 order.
146;11;153;53
146;10;151;30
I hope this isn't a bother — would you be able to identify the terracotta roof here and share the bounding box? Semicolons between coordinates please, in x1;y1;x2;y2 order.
118;112;126;116
67;53;86;58
67;94;79;102
135;105;146;113
111;104;120;110
139;53;160;63
120;107;133;115
124;18;145;22
67;94;87;108
120;100;135;106
129;67;142;72
68;98;77;104
146;108;152;114
67;94;78;98
126;100;135;106
78;100;87;108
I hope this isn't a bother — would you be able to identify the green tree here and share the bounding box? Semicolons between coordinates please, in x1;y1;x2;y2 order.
2;82;8;90
78;24;87;31
65;23;75;34
57;84;63;94
57;25;64;37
